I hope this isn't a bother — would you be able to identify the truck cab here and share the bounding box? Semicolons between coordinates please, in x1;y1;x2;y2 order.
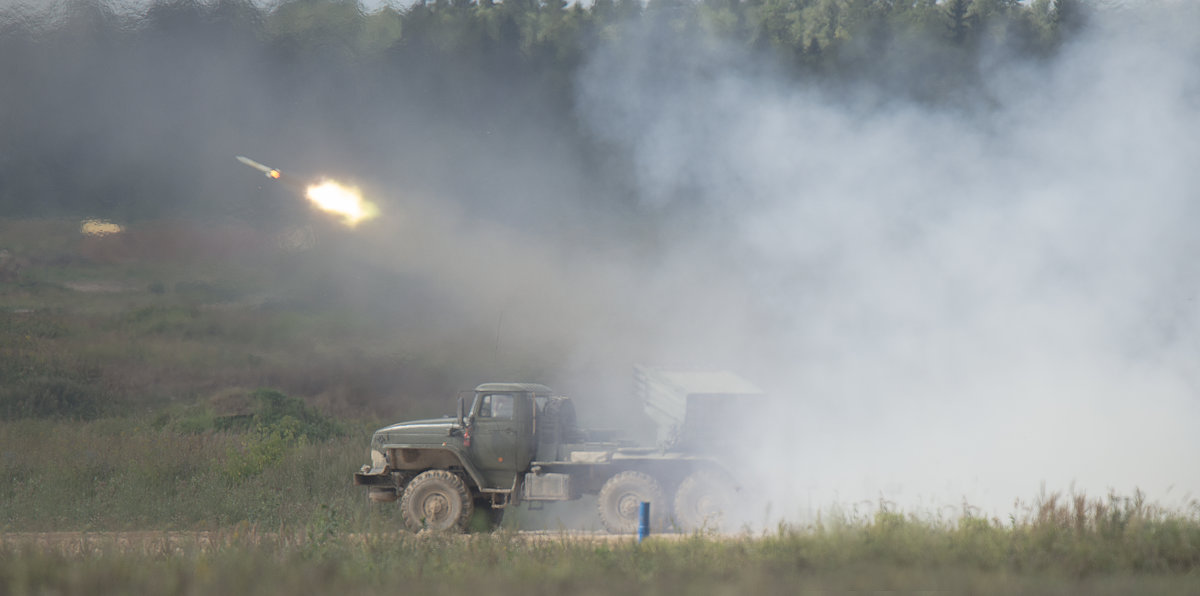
461;383;544;488
355;383;551;494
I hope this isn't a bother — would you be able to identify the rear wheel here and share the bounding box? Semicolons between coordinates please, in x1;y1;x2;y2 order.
673;470;735;532
597;471;668;534
399;470;473;533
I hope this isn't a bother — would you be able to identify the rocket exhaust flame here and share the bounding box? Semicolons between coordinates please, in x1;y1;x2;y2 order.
236;155;378;227
306;179;378;227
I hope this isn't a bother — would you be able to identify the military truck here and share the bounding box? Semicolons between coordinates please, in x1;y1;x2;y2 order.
353;369;763;533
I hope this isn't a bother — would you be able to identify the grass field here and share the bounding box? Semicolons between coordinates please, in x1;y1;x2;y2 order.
3;500;1199;595
0;218;536;422
3;412;1198;593
3;219;1199;593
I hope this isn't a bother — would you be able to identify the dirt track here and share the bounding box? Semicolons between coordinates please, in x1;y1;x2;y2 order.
0;531;251;555
0;530;692;554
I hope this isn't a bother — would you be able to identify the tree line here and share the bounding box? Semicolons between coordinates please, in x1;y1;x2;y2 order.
117;0;1088;79
0;0;1089;220
201;0;1083;72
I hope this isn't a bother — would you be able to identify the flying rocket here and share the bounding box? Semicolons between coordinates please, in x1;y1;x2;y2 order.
233;154;380;227
235;155;281;179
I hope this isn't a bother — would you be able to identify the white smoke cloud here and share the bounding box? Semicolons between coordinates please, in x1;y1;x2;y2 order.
569;6;1200;518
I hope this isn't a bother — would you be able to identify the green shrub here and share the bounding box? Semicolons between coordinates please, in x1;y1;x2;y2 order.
223;417;301;484
156;389;344;440
217;391;345;484
257;390;341;440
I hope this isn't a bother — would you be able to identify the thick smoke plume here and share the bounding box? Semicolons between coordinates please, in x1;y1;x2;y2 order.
571;6;1200;517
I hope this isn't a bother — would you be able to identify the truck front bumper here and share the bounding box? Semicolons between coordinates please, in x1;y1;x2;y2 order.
353;465;393;486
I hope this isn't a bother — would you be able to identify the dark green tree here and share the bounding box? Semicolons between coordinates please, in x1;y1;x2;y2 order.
945;0;970;45
1051;0;1085;41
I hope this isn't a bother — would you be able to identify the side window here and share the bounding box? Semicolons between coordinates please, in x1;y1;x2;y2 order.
480;394;514;420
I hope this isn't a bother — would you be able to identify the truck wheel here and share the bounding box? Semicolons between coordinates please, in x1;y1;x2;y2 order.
673;470;735;532
400;470;474;533
597;471;668;534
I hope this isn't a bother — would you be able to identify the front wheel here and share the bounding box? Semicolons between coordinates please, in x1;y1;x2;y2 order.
597;470;669;534
399;470;474;533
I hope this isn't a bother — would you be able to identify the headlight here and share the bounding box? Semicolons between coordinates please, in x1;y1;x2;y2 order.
371;449;387;468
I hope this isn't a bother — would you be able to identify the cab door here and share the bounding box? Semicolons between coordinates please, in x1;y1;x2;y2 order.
469;392;521;488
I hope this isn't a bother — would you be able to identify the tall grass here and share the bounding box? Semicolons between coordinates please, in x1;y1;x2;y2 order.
2;505;1198;596
2;416;1198;594
797;492;1200;576
0;417;374;531
3;415;1198;593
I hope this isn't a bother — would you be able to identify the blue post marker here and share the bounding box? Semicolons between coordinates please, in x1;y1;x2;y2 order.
637;501;650;543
